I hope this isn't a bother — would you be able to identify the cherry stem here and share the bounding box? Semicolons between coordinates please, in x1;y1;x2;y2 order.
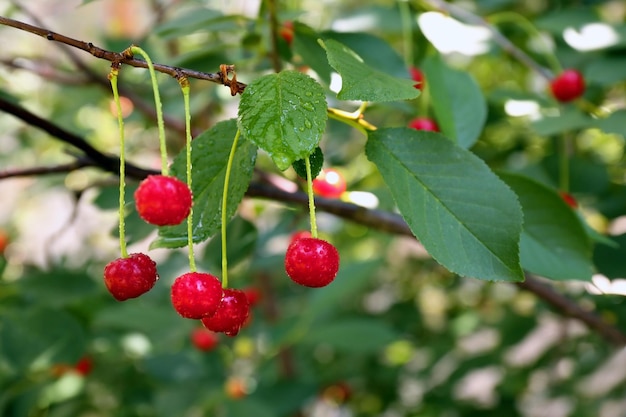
179;77;196;272
108;67;128;259
129;46;169;176
304;156;318;239
221;129;241;288
559;135;571;192
399;0;413;67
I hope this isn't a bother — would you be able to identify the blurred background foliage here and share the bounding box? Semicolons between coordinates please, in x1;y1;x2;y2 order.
1;0;626;416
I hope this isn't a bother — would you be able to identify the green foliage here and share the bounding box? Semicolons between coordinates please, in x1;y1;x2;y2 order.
366;128;524;282
153;119;257;248
238;71;327;170
423;54;487;148
322;38;419;102
2;1;626;416
499;173;593;281
292;146;324;179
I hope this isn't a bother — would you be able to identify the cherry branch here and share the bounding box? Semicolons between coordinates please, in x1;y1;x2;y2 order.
1;95;623;346
0;16;247;95
0;96;157;180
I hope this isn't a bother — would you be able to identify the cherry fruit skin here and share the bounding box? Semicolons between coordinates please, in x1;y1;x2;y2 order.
280;21;294;45
134;175;192;226
312;169;347;198
550;69;585;102
285;238;340;288
409;66;425;90
409;117;439;132
171;272;223;319
242;287;262;307
559;191;578;209
289;230;312;246
201;288;250;336
191;327;219;351
103;253;158;301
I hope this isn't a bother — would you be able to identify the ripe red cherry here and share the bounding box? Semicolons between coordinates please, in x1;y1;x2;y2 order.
134;175;192;226
285;238;340;288
191;327;219;351
171;272;223;319
242;287;262;307
312;169;346;198
550;69;585;102
289;230;312;246
0;229;9;255
103;253;158;301
74;356;93;376
201;288;250;336
559;191;578;208
409;66;425;90
280;21;294;45
409;117;439;132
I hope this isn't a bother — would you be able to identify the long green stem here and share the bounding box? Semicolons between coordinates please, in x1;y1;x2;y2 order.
130;46;169;175
109;67;128;259
180;78;196;272
559;135;570;192
305;156;318;238
399;0;413;66
221;129;241;288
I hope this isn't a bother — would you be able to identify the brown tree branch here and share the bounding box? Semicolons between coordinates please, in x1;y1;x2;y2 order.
0;96;156;179
0;16;247;94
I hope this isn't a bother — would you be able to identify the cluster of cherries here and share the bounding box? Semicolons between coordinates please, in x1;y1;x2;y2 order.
103;170;341;338
407;66;586;132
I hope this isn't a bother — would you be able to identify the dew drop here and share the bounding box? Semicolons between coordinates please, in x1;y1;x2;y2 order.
305;91;313;97
302;102;314;111
304;119;312;129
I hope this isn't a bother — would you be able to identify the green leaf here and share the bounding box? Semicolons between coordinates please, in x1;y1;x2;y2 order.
292;146;324;179
0;308;86;372
321;39;419;102
308;260;381;317
238;71;327;170
365;128;524;282
202;216;258;271
595;109;626;136
302;319;398;354
423;55;487;148
499;173;594;281
594;233;626;279
532;107;594;136
152;119;257;249
16;269;98;307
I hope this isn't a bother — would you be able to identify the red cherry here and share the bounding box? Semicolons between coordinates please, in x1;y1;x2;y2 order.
171;272;223;319
321;381;352;403
191;327;219;351
74;356;93;376
312;169;347;198
559;191;578;209
285;238;340;288
0;229;8;255
408;117;439;132
409;66;425;90
134;175;192;226
550;69;585;102
280;21;294;45
103;253;158;301
201;288;250;336
242;287;262;307
289;230;312;246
